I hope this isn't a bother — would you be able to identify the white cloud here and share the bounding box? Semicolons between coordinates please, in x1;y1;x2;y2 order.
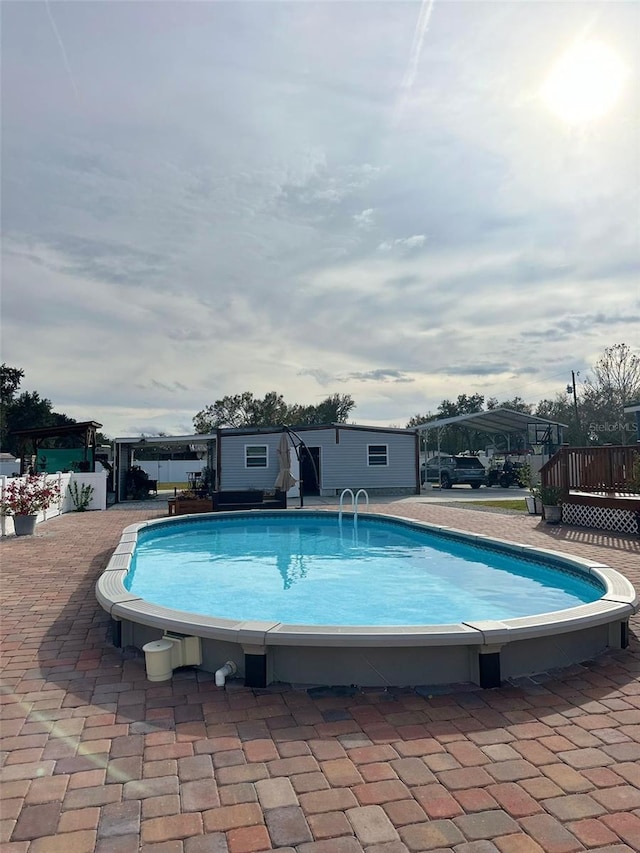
377;235;427;252
1;1;638;436
353;208;376;229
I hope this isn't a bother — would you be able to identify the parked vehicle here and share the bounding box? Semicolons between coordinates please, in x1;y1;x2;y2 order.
421;454;486;489
485;460;528;488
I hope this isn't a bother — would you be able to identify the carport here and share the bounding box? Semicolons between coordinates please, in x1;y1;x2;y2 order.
113;433;217;502
414;408;567;487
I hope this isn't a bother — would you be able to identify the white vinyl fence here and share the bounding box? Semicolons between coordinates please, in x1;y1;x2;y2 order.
0;472;107;537
133;460;208;484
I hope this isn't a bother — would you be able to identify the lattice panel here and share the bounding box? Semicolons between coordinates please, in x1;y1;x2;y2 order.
563;502;638;535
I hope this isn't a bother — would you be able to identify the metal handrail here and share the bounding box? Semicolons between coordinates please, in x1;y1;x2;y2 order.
354;489;370;514
338;488;354;523
339;488;370;523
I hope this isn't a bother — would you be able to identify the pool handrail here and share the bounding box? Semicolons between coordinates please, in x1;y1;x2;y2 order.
338;488;354;523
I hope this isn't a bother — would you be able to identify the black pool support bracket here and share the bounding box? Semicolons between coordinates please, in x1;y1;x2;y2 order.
111;618;122;648
621;621;629;649
245;653;268;689
479;650;501;689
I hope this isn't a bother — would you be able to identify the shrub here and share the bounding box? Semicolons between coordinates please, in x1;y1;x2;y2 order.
68;481;95;512
0;475;60;516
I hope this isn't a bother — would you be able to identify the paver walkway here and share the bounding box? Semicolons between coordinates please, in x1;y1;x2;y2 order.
1;501;639;853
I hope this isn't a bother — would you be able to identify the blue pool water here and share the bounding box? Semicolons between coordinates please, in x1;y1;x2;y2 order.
126;514;603;626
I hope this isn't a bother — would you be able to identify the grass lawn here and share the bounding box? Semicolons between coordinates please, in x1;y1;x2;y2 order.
466;499;528;511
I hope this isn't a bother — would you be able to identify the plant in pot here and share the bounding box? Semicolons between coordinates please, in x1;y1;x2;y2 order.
172;488;213;515
519;463;543;515
0;474;61;536
125;465;152;500
538;484;564;524
199;466;216;497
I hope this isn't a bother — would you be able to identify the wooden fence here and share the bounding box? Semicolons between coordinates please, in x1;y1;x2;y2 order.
541;445;640;495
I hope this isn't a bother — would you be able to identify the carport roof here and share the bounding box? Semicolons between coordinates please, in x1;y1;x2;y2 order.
114;433;217;445
414;408;567;434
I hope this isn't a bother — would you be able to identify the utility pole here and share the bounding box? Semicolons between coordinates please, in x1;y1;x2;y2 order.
567;371;580;444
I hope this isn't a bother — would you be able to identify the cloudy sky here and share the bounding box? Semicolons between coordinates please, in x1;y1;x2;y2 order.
2;1;638;437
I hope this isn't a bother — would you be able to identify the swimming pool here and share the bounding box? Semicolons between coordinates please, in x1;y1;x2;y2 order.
126;515;603;625
97;511;638;688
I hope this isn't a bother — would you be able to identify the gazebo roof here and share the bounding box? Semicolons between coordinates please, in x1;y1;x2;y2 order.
11;421;103;441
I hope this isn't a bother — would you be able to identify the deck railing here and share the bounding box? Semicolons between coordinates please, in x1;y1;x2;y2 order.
540;445;640;496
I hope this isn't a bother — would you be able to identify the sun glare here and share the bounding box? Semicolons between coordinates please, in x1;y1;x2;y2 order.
541;40;627;123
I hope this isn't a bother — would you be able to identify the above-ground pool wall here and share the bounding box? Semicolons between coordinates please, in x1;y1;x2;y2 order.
115;614;631;689
118;619;478;687
499;621;617;679
269;644;474;688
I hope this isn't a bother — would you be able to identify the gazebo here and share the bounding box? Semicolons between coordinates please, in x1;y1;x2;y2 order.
11;421;103;475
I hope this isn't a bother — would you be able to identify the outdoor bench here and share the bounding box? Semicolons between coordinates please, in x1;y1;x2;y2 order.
212;490;287;512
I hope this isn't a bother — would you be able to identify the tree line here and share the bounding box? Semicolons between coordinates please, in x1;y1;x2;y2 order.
0;365;80;456
2;343;637;456
193;391;356;432
406;344;639;453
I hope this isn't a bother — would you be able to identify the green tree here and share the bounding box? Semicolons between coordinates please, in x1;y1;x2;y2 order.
407;395;486;454
435;394;485;453
288;393;356;426
193;391;356;432
486;396;532;414
0;364;25;449
0;364;24;402
437;394;485;418
0;365;78;455
193;392;289;431
535;395;577;444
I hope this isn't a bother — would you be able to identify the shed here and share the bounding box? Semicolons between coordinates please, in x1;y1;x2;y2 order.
217;424;420;498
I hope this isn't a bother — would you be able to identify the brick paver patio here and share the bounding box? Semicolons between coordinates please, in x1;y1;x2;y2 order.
1;500;639;852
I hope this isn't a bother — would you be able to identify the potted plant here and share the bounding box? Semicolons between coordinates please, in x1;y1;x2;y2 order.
538;484;564;524
168;489;214;516
125;466;152;501
0;474;61;536
519;463;542;515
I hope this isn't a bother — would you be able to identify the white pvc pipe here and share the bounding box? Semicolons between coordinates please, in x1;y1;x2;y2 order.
215;660;237;687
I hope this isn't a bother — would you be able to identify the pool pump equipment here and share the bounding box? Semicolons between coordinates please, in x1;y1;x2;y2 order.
142;632;202;681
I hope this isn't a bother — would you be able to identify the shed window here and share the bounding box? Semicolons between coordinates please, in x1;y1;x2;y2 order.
245;445;268;468
368;444;388;466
